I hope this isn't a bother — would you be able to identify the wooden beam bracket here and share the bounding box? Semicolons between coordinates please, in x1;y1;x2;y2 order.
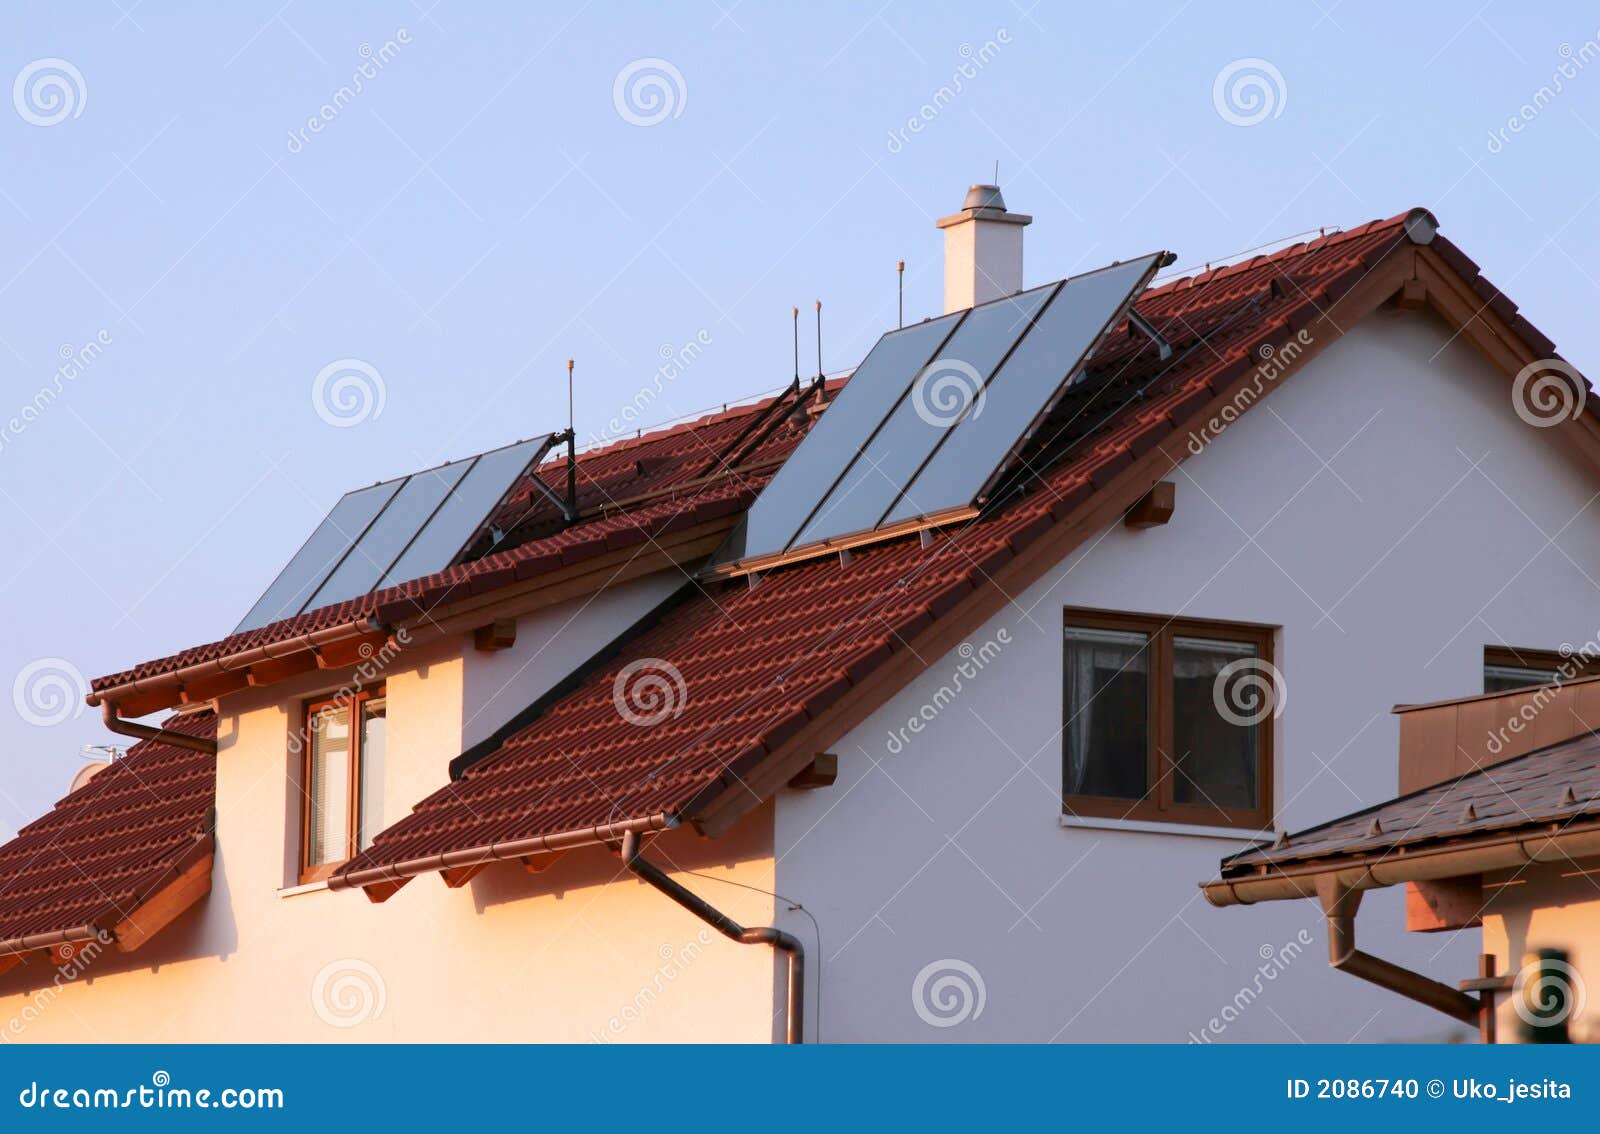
473;618;517;653
1124;481;1176;529
787;753;839;790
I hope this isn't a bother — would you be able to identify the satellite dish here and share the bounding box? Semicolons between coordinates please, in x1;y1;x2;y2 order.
69;761;110;793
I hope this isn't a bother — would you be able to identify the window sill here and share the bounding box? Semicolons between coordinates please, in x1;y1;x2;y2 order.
1060;814;1275;843
277;879;331;899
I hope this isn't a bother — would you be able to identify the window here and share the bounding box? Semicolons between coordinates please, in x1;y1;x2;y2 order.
1483;646;1595;694
1064;609;1273;830
300;686;386;884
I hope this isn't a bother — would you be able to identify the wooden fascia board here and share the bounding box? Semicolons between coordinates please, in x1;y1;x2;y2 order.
111;850;214;953
693;251;1416;836
395;522;728;642
1413;247;1600;470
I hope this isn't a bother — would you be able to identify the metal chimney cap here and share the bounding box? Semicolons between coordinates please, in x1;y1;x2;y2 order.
962;183;1007;211
936;183;1032;229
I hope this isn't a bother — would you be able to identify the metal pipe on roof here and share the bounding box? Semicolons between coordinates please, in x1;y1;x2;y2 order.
1317;876;1481;1029
100;702;218;756
621;829;805;1045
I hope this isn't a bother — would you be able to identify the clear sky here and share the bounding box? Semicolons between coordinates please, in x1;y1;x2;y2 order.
3;0;1599;829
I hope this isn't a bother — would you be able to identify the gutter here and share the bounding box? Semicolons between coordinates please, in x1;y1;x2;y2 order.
1202;818;1600;907
100;702;218;756
328;813;674;892
0;922;102;959
86;616;387;707
620;829;805;1045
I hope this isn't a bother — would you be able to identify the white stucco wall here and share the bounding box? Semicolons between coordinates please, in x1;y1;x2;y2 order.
1483;864;1600;1043
0;573;781;1044
771;308;1600;1042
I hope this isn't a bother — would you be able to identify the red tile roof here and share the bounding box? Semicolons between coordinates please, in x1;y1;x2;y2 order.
335;210;1459;893
88;391;818;699
0;712;215;953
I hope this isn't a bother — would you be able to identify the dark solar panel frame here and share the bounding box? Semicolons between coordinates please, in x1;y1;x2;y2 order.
234;434;560;632
882;253;1166;527
789;282;1060;550
704;251;1168;576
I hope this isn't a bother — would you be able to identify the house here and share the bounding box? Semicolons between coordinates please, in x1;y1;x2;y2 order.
1205;668;1600;1043
2;187;1597;1043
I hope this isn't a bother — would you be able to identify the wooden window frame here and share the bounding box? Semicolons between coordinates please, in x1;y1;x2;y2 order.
1483;645;1598;692
298;685;385;885
1063;608;1274;831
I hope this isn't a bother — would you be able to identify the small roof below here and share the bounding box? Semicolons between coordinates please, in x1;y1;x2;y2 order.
1207;730;1600;904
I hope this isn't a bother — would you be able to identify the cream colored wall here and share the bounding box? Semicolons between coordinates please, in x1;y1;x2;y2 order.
0;575;778;1043
1482;861;1600;1044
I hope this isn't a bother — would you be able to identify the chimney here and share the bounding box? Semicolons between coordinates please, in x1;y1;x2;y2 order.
937;184;1032;313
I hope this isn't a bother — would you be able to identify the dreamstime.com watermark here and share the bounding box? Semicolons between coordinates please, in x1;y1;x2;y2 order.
1185;330;1315;454
910;357;984;428
912;958;986;1028
613;657;688;727
285;29;412;153
17;1072;283;1110
1484;634;1599;757
590;928;714;1041
287;630;410;757
885;31;1011;154
1188;929;1314;1042
1511;358;1585;427
0;331;113;456
612;58;686;126
12;58;86;126
312;357;387;428
884;629;1011;755
586;331;712;447
0;932;112;1043
310;957;387;1028
1485;32;1600;154
11;657;89;727
1212;57;1286;127
1212;657;1287;727
1513;954;1587;1032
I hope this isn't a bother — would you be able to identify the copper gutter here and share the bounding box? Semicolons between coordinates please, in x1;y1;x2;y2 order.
0;923;102;959
620;829;805;1045
328;812;674;892
100;703;218;756
1201;818;1600;906
1317;876;1479;1027
86;616;387;708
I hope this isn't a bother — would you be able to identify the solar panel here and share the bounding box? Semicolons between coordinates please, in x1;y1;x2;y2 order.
235;435;560;632
709;310;963;567
380;437;552;587
883;253;1166;525
706;251;1167;575
235;480;402;632
307;459;474;610
790;283;1057;548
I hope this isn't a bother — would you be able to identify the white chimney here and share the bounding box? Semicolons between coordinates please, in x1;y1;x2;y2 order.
937;184;1032;313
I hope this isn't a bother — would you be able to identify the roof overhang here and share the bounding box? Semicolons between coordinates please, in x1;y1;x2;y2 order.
87;512;737;718
0;834;214;972
329;813;673;901
1203;819;1600;908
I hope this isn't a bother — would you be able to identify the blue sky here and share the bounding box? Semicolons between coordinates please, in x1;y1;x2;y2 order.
3;0;1599;827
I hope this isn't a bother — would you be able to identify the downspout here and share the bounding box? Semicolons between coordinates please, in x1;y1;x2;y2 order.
620;830;805;1044
101;702;218;756
1317;876;1479;1027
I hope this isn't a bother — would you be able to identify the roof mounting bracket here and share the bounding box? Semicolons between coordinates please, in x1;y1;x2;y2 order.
1127;308;1173;360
